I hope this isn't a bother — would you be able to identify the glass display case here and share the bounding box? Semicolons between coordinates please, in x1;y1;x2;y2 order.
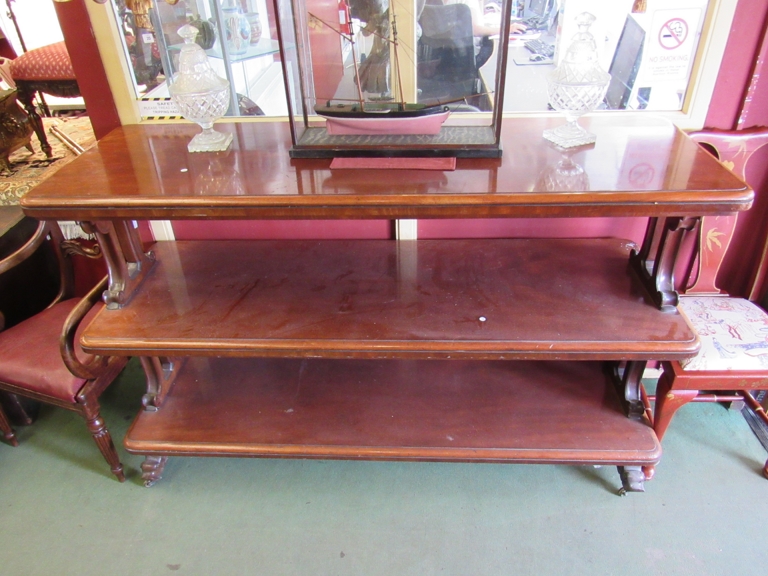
274;0;515;158
114;0;283;117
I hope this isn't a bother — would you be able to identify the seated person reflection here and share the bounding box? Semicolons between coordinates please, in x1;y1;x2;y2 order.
445;0;527;36
445;0;527;66
418;0;525;109
418;0;524;111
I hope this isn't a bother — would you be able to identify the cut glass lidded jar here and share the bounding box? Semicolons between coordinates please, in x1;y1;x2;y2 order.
543;12;611;149
168;24;233;153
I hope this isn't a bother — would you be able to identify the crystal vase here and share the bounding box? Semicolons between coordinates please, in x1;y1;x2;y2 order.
543;13;611;148
169;24;233;152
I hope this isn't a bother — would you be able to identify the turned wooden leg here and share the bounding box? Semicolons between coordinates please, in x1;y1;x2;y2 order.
642;464;656;482
740;392;768;479
141;455;168;487
81;403;125;482
0;393;37;425
0;405;18;447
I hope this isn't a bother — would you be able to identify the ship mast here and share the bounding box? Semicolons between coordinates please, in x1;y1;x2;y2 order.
390;12;406;110
308;11;366;110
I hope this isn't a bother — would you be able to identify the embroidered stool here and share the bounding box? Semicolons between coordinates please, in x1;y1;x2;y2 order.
9;42;80;158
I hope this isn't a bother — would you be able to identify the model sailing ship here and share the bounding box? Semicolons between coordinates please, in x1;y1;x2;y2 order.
309;3;451;136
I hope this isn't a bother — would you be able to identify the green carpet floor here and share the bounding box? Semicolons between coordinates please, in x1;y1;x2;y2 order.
1;358;767;575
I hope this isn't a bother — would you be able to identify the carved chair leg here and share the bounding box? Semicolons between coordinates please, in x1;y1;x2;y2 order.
652;370;698;442
81;402;125;482
15;86;52;158
0;392;37;425
740;391;768;479
141;455;168;487
0;405;18;447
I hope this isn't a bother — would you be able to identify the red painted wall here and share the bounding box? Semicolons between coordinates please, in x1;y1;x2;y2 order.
0;37;16;60
725;145;768;296
173;219;391;240
705;0;768;129
53;0;121;140
702;1;768;297
418;217;649;244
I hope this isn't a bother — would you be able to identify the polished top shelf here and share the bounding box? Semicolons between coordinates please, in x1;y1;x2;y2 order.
20;116;752;220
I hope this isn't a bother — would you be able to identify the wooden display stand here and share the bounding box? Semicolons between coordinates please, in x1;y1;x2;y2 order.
20;116;754;493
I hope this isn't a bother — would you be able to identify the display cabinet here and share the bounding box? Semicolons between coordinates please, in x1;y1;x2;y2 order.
113;0;283;116
273;0;514;158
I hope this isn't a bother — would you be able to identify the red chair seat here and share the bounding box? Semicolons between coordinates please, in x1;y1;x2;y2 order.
0;220;126;481
9;42;75;82
0;298;101;402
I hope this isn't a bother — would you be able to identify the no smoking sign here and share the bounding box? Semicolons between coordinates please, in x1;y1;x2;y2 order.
659;18;689;50
645;8;702;81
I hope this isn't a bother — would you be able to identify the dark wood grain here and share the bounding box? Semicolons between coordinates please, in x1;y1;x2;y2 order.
81;238;698;359
124;357;661;465
20;116;752;220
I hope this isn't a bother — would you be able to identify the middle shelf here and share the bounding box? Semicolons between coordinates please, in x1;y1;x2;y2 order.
82;237;698;360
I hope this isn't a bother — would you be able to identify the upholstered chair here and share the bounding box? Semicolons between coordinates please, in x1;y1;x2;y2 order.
0;220;128;481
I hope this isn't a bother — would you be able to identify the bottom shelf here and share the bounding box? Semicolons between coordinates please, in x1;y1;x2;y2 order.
125;359;660;467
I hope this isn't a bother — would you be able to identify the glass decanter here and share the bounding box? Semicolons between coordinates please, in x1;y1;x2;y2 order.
169;24;233;152
543;12;611;148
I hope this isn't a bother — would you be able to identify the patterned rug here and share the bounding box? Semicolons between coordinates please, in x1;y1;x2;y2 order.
0;116;96;206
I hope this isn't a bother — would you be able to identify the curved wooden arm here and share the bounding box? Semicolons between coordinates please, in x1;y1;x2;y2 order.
0;220;75;304
0;221;49;275
59;276;110;380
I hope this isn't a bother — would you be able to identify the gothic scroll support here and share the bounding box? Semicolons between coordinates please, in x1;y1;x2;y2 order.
139;356;184;411
629;216;698;311
611;360;648;422
79;220;155;309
